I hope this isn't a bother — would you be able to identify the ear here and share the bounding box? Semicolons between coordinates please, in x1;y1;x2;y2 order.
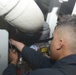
57;39;63;50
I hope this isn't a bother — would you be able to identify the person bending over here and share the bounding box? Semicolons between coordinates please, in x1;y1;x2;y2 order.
3;15;76;75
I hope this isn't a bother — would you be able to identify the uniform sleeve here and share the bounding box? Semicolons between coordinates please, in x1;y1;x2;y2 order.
21;46;54;69
2;64;16;75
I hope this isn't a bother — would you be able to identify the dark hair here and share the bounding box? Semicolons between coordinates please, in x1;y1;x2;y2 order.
56;15;76;34
57;15;76;26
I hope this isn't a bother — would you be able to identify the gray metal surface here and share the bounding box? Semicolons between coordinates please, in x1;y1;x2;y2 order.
0;30;8;75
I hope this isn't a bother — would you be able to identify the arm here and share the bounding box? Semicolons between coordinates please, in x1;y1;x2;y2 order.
2;50;18;75
2;64;16;75
21;46;53;68
10;39;54;68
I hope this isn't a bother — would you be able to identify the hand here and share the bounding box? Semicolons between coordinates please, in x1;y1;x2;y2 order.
10;39;25;52
9;50;18;65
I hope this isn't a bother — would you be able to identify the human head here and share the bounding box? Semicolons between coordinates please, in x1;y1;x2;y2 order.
50;15;76;60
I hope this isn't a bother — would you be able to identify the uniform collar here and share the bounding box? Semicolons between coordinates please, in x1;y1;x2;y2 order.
54;54;76;67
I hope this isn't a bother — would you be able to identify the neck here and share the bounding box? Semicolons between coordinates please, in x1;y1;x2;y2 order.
57;49;76;60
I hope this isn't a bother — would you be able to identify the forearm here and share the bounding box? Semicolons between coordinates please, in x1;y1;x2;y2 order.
14;42;25;52
10;39;25;52
2;64;16;75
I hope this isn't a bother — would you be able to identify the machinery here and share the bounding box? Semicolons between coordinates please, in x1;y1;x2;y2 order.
0;0;76;75
0;0;44;33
